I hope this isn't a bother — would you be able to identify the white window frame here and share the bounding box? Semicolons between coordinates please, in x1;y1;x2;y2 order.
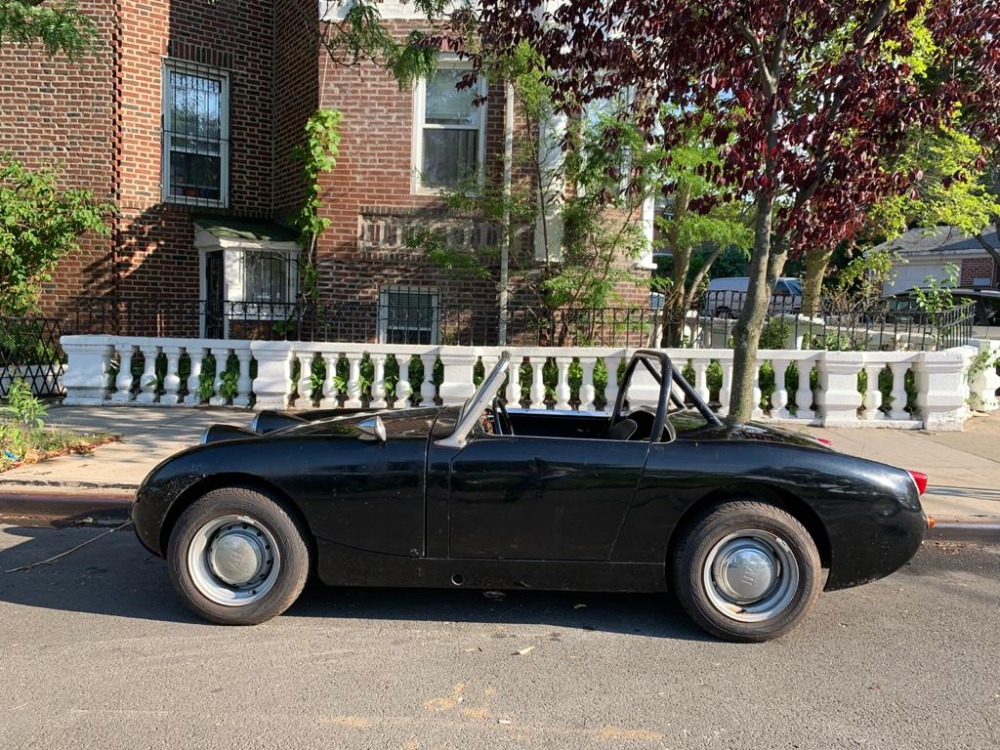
411;57;488;195
162;59;230;208
195;226;299;338
378;287;440;345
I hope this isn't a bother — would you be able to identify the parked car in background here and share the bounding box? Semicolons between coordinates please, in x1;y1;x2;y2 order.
133;349;930;642
882;287;1000;326
703;277;803;318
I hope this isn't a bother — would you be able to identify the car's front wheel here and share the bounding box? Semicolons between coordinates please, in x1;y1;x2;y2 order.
672;500;821;642
167;487;310;625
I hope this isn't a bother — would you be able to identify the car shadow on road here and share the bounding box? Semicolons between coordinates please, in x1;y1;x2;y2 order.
286;582;713;642
0;524;711;641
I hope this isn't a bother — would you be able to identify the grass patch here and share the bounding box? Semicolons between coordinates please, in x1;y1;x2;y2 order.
1;377;120;473
0;429;120;473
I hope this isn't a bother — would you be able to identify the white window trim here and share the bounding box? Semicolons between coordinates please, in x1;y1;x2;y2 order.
162;59;230;208
195;227;299;338
411;57;488;195
378;287;440;345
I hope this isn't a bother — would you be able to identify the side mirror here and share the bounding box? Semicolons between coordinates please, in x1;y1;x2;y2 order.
358;416;387;443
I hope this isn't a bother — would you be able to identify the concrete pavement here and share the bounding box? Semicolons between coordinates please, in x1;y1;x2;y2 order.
1;405;999;536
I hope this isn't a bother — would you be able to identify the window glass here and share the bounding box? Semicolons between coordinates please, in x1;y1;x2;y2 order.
164;63;228;205
245;252;290;304
425;68;478;126
381;288;438;345
417;61;484;190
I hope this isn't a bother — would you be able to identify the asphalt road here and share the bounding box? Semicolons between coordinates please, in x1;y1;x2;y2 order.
0;526;997;750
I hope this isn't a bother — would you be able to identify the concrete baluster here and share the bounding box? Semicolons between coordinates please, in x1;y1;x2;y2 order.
395;355;412;408
233;347;253;407
370;354;387;408
320;352;339;409
795;360;815;421
554;356;572;410
578;357;596;412
161;345;182;405
529;357;547;409
420;353;437;406
771;359;790;419
113;344;136;404
887;362;911;421
345;353;363;408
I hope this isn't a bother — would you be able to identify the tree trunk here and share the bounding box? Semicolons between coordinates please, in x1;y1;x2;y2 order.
659;182;692;347
802;246;834;316
729;195;786;422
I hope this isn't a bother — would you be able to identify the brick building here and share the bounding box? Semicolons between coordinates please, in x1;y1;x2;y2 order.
1;0;655;346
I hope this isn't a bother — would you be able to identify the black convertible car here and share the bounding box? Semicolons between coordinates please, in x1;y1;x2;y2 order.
132;350;929;642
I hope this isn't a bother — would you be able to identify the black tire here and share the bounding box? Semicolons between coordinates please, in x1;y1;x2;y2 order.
671;500;821;642
167;487;311;625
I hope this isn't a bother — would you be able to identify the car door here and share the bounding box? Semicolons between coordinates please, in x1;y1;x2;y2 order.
446;434;649;561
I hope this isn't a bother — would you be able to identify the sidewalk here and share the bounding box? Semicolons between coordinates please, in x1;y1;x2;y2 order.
1;405;999;538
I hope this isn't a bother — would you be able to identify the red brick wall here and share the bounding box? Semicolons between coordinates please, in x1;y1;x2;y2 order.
0;0;117;316
961;257;997;287
114;0;278;301
273;0;320;217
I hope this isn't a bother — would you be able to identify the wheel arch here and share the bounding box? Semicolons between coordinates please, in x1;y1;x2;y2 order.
159;473;313;560
665;482;832;575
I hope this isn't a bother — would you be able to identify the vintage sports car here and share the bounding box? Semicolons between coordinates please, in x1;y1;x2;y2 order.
132;350;930;642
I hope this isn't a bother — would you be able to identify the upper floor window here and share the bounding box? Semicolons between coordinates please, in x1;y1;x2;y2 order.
162;60;230;207
412;59;487;193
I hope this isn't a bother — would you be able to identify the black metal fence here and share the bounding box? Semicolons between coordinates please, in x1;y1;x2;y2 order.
0;317;66;399
63;292;981;351
67;296;661;348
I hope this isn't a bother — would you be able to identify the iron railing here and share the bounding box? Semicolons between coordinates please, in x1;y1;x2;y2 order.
0;317;66;398
65;293;980;351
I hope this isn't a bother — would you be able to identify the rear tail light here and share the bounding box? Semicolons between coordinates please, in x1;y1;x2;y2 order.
816;438;833;447
908;470;928;495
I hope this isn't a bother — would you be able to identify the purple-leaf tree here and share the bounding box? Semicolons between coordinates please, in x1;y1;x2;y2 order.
471;0;1000;420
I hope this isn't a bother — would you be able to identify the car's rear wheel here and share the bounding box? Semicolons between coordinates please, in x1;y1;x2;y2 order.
672;500;821;642
167;487;310;625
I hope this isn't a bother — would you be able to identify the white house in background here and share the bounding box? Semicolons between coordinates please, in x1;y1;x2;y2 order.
876;226;1000;295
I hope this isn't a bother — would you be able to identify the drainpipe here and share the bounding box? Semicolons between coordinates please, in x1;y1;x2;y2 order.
499;82;514;346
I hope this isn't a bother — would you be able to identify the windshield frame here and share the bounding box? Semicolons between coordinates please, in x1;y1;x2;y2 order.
435;351;511;449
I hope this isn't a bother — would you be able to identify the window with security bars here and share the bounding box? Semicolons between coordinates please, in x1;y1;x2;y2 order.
379;288;439;344
414;59;487;191
245;252;291;305
163;61;229;206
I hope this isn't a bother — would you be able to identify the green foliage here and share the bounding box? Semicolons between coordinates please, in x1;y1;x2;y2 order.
911;262;959;317
0;0;98;59
319;2;439;87
1;377;46;429
293;109;342;300
869;127;1000;240
759;318;793;349
0;157;110;315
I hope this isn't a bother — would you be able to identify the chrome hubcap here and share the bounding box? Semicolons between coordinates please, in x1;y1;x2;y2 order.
188;515;280;606
209;528;269;586
703;530;799;623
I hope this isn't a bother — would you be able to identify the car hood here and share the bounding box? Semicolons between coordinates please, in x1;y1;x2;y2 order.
203;406;459;445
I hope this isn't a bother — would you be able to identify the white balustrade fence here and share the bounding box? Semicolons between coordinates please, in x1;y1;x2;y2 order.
59;335;999;430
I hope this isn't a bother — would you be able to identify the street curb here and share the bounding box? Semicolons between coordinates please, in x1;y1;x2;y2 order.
0;492;132;528
926;522;1000;544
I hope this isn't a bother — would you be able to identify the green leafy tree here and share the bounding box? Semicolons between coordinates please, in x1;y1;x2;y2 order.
0;157;110;315
468;0;1000;421
0;0;97;59
654;113;753;345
